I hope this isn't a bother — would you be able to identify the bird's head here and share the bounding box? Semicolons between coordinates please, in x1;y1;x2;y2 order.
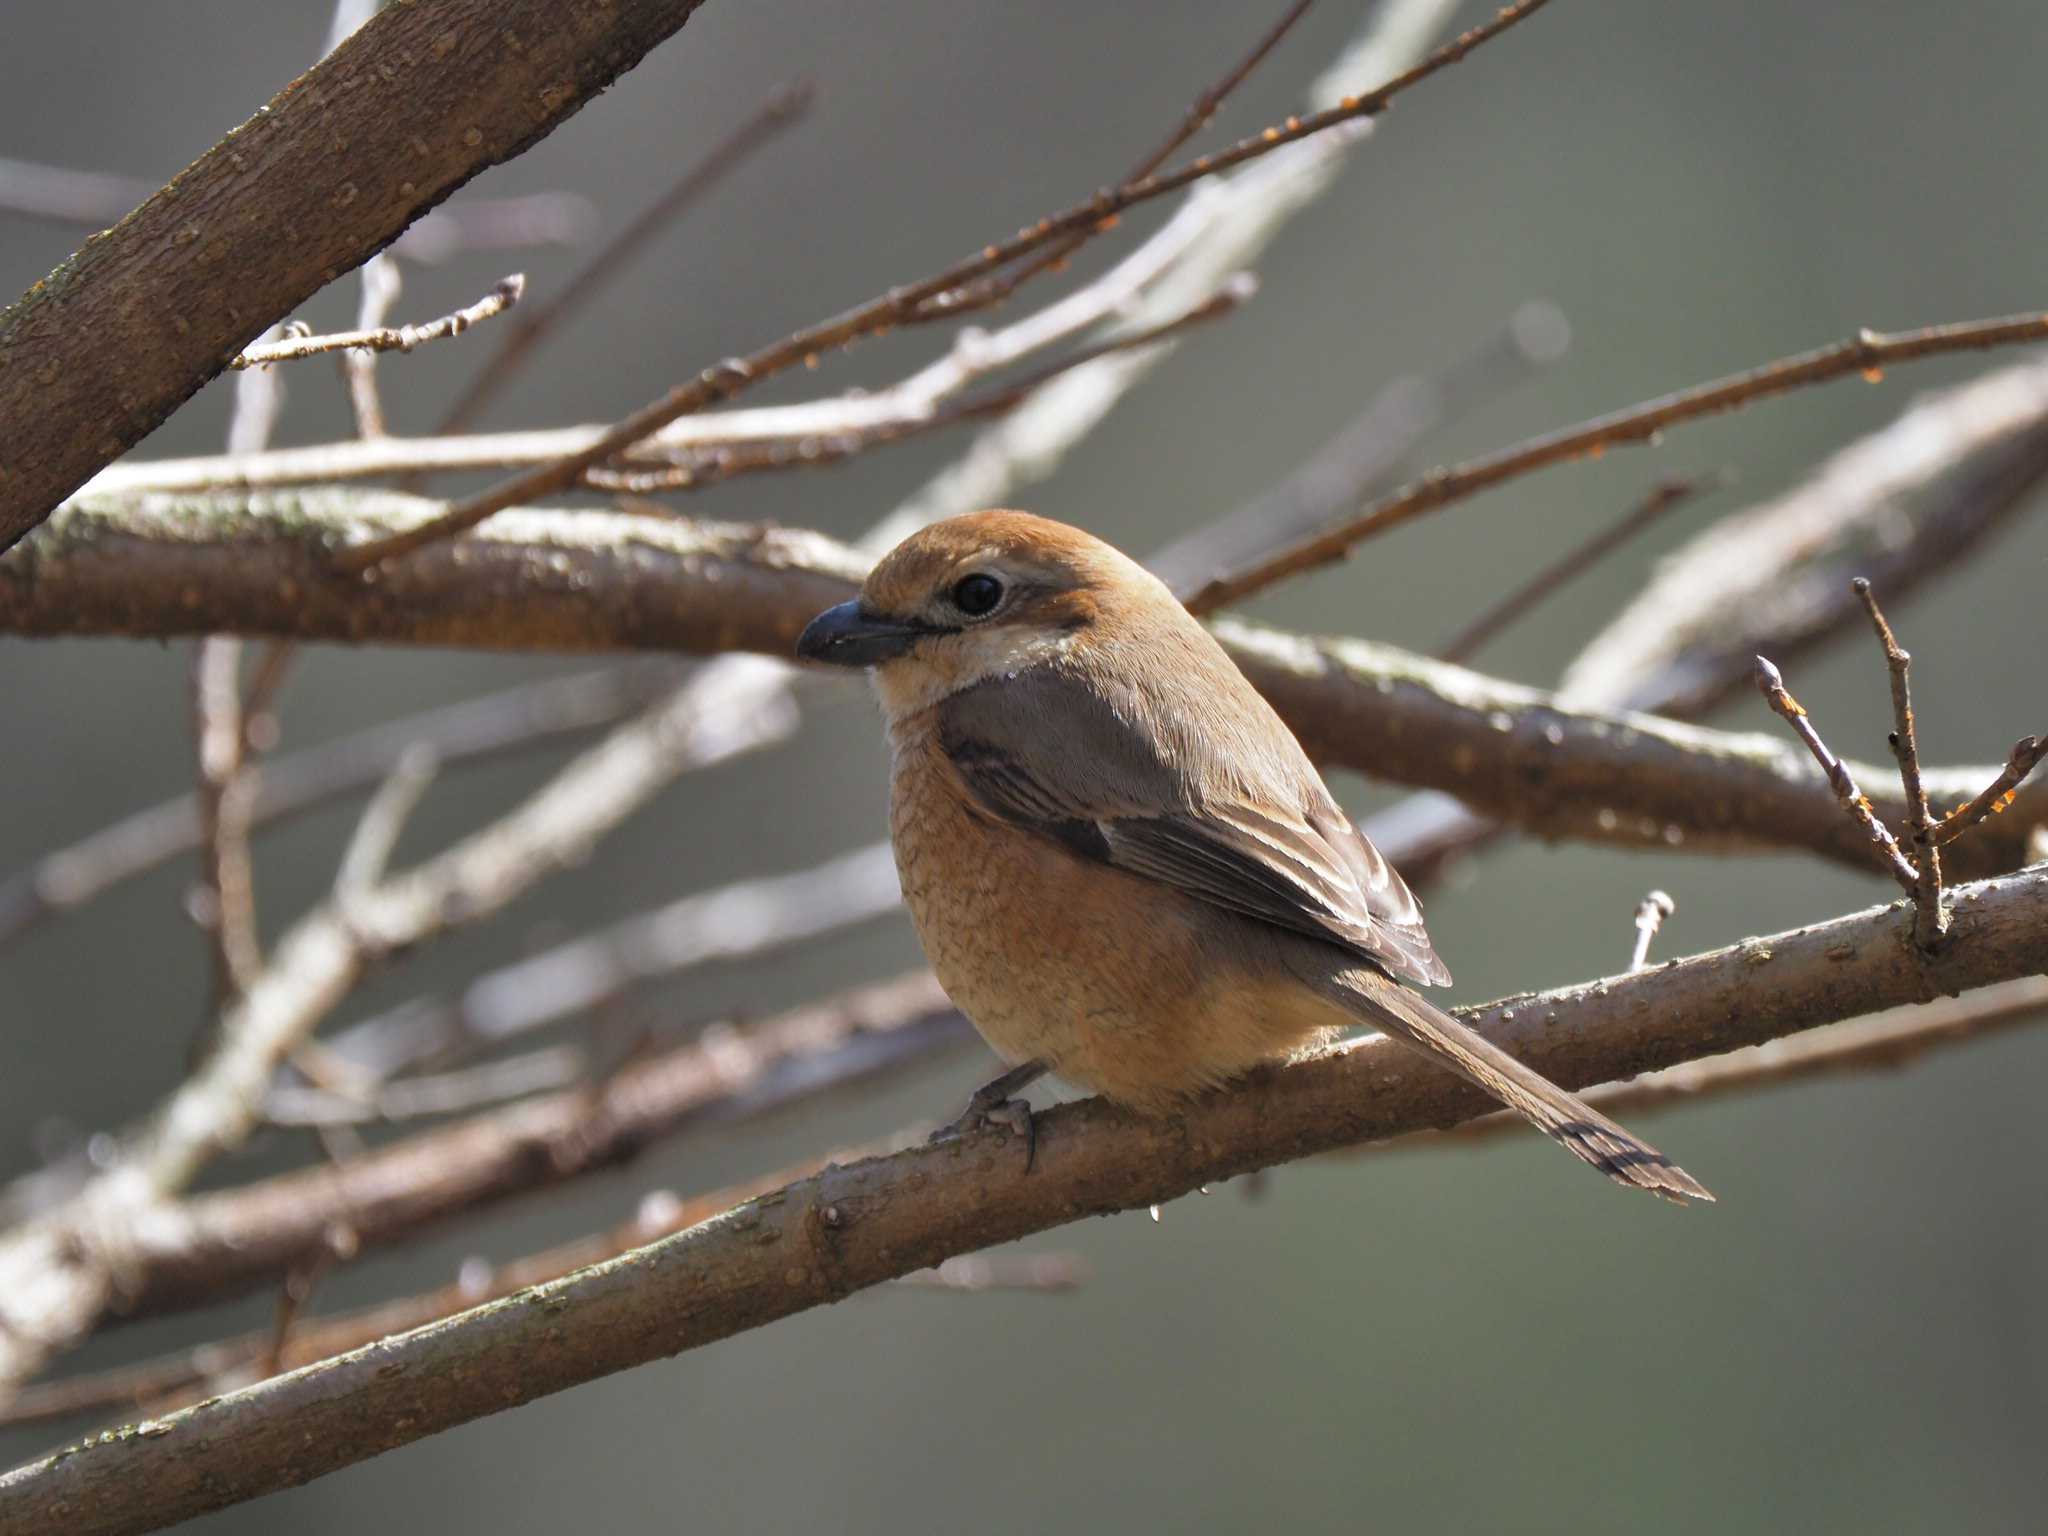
796;510;1168;716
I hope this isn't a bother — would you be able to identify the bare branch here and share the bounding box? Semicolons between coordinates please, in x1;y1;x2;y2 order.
188;639;262;1007
439;81;816;435
330;0;1555;571
0;0;721;550
1435;475;1715;664
7;497;2043;880
0;664;798;1390
70;973;966;1323
0;662;685;955
1854;578;1946;945
7;869;2048;1531
1628;890;1675;973
228;275;523;371
1182;312;2048;615
319;840;901;1084
334;254;405;439
1563;355;2048;714
1931;735;2048;847
1751;655;1921;893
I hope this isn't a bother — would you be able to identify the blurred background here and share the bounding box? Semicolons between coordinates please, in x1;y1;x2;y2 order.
3;1;2047;1530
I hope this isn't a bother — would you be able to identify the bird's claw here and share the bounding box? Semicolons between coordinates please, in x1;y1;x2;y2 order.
930;1093;1037;1173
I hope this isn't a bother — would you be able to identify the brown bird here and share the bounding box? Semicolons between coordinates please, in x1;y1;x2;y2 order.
797;510;1711;1203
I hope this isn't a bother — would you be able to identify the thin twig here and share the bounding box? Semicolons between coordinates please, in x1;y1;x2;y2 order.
1183;311;2048;614
1435;475;1716;664
332;746;439;901
335;254;404;438
1853;578;1946;946
331;0;1553;571
229;275;523;370
1628;890;1675;973
265;1047;588;1127
1752;655;1920;893
439;81;815;435
1931;735;2048;846
924;0;1317;317
1149;301;1570;595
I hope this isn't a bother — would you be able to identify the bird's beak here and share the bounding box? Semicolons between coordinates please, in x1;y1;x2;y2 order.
796;600;927;667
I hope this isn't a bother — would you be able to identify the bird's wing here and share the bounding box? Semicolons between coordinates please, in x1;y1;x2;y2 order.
935;667;1450;987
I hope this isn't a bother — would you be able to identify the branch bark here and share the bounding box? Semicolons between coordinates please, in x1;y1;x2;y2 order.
7;494;2041;880
7;868;2048;1534
0;0;713;550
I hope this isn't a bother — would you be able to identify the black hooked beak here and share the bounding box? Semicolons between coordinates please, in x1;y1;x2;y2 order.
795;600;933;667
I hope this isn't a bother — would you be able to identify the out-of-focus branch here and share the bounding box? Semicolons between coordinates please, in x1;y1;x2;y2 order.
188;640;263;1007
0;663;799;1393
318;841;902;1083
0;0;718;550
0;156;592;261
0;662;686;955
9;870;2048;1533
1562;356;2048;713
1148;302;1570;595
441;81;814;435
1181;313;2048;614
79;973;964;1322
1433;475;1713;664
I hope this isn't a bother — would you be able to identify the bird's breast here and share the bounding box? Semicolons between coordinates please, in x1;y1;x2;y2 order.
885;712;1347;1113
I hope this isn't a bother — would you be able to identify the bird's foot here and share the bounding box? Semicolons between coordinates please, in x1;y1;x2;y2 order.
929;1061;1047;1173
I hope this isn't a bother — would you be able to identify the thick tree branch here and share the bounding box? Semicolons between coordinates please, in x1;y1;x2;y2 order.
6;496;2043;880
0;0;716;550
7;870;2048;1533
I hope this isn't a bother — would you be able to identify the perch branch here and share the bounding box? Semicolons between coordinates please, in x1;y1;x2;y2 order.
7;869;2048;1532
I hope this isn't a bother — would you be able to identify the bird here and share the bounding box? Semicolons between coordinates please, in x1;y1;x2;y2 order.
796;510;1711;1204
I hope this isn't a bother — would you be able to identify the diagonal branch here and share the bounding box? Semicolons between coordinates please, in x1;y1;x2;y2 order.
1181;312;2048;614
6;869;2048;1533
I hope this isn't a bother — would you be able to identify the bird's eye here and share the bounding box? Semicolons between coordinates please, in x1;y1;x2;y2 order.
950;573;1004;617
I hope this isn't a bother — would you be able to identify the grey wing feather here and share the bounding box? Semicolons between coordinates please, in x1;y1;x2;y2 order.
936;668;1450;987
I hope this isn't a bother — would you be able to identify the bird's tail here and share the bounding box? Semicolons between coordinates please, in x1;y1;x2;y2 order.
1342;971;1713;1205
